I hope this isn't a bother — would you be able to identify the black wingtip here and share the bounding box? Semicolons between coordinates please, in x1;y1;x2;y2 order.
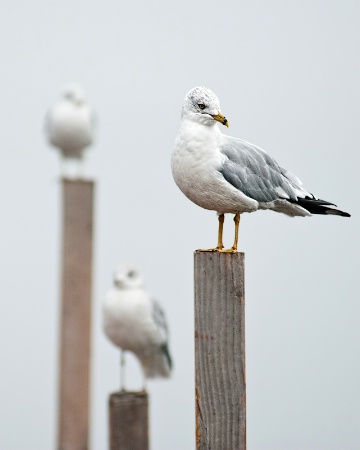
289;197;351;217
337;211;351;218
161;342;173;370
323;206;351;217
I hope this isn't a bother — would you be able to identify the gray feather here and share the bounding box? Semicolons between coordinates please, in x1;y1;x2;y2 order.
151;299;172;371
219;136;298;202
151;299;168;337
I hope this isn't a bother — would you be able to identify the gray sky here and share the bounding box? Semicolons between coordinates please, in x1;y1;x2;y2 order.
0;2;359;449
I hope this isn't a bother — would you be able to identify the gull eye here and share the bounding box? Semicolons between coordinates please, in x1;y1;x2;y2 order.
198;103;206;110
128;270;136;278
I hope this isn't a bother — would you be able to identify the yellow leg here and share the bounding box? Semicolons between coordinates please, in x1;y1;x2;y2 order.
222;213;240;253
196;213;240;253
232;212;240;251
196;214;225;252
216;214;224;250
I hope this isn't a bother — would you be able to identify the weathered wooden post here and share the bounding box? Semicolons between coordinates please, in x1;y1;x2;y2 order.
108;391;149;450
194;251;246;450
57;178;94;450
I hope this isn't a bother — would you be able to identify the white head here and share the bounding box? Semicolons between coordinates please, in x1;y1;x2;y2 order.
113;263;144;289
181;86;228;127
62;83;87;106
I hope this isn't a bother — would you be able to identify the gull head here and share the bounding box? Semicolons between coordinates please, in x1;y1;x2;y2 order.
181;86;228;127
113;263;144;289
62;83;87;106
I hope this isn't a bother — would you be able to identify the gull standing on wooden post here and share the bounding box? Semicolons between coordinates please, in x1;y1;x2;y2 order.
45;84;96;450
45;83;95;178
171;87;350;252
103;263;173;390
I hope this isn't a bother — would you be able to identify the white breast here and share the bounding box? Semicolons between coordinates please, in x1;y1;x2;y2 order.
171;119;258;214
103;288;163;355
48;102;93;157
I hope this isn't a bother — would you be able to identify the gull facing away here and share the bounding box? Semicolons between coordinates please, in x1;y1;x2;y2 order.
45;83;95;176
103;263;172;390
171;87;350;252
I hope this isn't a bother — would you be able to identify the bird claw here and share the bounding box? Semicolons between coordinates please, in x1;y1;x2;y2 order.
195;247;237;253
219;247;238;253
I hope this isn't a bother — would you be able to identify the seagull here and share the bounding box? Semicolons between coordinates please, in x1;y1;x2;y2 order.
171;86;350;252
103;263;172;390
45;83;95;176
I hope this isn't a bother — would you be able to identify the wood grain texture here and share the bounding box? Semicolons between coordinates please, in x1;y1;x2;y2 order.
109;391;149;450
57;179;94;450
194;251;246;450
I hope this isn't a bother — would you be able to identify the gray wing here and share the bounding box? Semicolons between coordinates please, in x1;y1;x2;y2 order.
151;299;172;370
219;136;304;202
151;299;168;337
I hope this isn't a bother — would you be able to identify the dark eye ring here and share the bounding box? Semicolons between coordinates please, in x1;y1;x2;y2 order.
198;103;206;110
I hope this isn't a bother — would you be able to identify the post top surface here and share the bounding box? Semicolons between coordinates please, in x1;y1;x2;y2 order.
109;390;149;400
194;250;245;256
61;177;95;185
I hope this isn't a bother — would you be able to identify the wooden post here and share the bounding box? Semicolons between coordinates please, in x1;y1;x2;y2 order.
57;178;94;450
194;251;246;450
109;391;149;450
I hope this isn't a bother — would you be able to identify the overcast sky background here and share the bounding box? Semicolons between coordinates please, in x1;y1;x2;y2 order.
0;2;359;449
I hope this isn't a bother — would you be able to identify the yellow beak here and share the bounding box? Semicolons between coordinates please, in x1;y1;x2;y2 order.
211;112;229;127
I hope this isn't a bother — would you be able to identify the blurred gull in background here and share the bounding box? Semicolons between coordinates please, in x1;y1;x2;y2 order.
103;263;173;390
45;83;96;177
172;86;350;252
